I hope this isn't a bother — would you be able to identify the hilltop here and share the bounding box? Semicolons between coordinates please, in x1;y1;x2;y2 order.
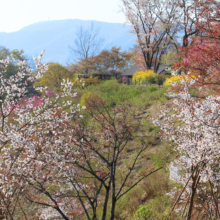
0;19;136;65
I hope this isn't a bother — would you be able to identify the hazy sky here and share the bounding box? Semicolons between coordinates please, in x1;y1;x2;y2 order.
0;0;125;33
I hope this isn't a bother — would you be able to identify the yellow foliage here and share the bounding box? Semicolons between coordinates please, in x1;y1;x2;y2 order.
164;74;196;86
132;69;158;84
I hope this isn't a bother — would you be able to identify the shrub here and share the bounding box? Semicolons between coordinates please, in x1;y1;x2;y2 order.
135;205;153;220
135;195;171;220
132;70;158;84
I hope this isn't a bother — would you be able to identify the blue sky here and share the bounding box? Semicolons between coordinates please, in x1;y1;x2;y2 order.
0;0;125;33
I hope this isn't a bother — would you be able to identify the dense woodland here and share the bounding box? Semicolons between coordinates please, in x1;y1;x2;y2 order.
0;0;219;219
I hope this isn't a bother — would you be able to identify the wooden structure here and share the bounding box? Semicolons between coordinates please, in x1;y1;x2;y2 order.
78;74;119;80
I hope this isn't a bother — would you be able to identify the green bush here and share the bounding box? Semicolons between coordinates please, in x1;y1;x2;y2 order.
135;205;153;220
135;195;171;220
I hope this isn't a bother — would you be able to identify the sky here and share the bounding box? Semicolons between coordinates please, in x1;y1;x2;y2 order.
0;0;126;33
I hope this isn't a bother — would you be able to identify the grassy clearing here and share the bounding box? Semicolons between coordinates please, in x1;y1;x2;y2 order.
77;79;169;109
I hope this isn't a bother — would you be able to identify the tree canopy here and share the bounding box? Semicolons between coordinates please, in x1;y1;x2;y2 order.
70;47;135;75
35;63;75;91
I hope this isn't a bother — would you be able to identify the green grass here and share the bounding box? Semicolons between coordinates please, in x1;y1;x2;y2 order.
78;79;169;108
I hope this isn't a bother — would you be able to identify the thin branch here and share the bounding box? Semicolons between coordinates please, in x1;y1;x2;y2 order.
117;167;163;201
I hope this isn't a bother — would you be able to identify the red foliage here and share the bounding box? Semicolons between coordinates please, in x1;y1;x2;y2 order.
173;21;220;92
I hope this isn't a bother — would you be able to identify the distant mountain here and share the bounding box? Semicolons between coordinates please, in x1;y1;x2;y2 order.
0;19;137;65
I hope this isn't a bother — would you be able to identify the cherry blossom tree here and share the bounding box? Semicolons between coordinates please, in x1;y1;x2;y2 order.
0;51;79;219
176;0;211;47
154;72;220;219
121;0;180;72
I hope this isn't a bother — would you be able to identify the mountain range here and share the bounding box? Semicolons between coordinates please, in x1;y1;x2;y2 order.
0;19;137;65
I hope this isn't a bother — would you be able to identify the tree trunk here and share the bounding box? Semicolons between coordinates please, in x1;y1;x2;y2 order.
186;174;198;220
92;211;97;220
110;197;116;220
110;176;116;220
101;187;110;220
